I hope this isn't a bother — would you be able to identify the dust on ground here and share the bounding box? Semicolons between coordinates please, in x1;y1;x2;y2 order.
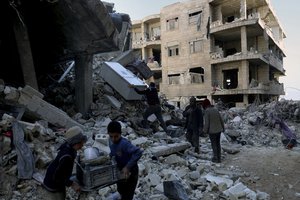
223;146;300;200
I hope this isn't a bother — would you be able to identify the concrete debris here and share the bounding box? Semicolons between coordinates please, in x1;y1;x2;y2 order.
1;62;300;199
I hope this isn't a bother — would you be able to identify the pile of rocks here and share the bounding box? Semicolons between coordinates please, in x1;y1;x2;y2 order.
1;61;300;199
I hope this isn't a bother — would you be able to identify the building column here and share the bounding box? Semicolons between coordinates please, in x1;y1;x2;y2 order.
239;60;249;89
13;18;38;90
241;26;247;54
74;54;93;114
240;0;247;19
243;94;249;106
216;5;222;22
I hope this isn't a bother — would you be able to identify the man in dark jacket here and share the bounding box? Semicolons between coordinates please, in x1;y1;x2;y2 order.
107;121;143;200
132;82;168;133
183;96;203;153
43;126;87;200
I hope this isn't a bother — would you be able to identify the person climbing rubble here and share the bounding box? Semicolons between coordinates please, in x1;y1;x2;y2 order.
130;82;168;133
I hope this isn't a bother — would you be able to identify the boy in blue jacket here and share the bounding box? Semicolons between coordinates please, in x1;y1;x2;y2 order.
107;121;143;200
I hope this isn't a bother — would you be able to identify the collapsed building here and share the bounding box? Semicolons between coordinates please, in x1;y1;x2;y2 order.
131;0;286;108
0;0;132;114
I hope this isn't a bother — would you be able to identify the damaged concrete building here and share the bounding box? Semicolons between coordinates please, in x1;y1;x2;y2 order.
131;0;286;108
0;0;131;114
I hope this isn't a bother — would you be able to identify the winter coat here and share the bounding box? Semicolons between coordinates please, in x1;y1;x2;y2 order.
203;106;224;134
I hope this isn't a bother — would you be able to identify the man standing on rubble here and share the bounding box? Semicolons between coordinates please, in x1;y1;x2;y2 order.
131;82;168;133
107;121;143;200
203;99;224;163
183;96;203;153
43;126;87;200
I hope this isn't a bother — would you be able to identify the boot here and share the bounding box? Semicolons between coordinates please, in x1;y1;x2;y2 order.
194;147;200;154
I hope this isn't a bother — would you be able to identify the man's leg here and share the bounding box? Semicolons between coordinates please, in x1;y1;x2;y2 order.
153;105;168;132
186;129;193;145
142;107;153;128
215;132;221;162
192;129;200;153
209;133;220;163
117;173;138;200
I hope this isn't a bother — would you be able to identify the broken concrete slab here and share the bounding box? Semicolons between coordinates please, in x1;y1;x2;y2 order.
6;85;83;129
149;142;190;157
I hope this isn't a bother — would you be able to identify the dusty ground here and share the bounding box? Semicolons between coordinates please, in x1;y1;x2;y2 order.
223;146;300;200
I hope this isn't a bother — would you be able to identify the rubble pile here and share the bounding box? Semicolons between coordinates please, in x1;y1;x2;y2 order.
0;65;300;200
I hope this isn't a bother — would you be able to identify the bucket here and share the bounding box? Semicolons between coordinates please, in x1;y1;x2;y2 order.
84;147;100;160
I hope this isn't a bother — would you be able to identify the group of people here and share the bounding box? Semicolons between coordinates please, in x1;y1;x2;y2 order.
184;97;225;163
43;121;142;200
42;82;224;200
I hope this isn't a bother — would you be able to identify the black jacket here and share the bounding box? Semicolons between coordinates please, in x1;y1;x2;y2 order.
134;87;160;105
43;143;76;192
183;105;203;130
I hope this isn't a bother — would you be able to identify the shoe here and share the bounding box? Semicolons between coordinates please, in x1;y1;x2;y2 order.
211;158;221;163
194;147;200;154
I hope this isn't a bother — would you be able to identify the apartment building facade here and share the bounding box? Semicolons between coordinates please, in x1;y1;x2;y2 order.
131;0;286;108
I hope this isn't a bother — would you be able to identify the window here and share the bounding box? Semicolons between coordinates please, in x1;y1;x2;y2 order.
223;69;238;89
166;17;179;31
151;27;161;38
189;11;202;25
168;45;179;57
168;74;180;84
190;40;203;53
189;67;204;83
189;11;202;31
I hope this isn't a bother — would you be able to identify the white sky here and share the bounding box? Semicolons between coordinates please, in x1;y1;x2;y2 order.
105;0;300;100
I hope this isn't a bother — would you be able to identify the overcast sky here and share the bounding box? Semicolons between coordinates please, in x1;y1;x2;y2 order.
105;0;300;100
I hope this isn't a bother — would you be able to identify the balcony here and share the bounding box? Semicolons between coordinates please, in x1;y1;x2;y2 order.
132;35;161;49
212;81;284;96
210;50;284;73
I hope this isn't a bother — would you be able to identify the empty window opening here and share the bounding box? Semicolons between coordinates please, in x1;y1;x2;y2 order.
225;48;237;57
226;15;235;22
223;69;238;89
190;40;203;53
168;45;179;57
167;17;179;31
168;74;180;84
189;67;204;83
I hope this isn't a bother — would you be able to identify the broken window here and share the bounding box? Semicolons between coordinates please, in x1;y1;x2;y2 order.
168;74;180;84
190;40;203;53
151;26;161;40
166;17;179;31
223;69;238;89
168;45;179;57
189;67;204;83
189;11;202;28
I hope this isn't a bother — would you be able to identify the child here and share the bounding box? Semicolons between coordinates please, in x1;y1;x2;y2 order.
107;121;143;200
43;126;87;200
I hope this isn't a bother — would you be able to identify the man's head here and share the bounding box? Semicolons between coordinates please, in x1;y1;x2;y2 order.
202;98;211;109
65;126;87;150
189;96;197;107
107;121;122;144
149;82;156;88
